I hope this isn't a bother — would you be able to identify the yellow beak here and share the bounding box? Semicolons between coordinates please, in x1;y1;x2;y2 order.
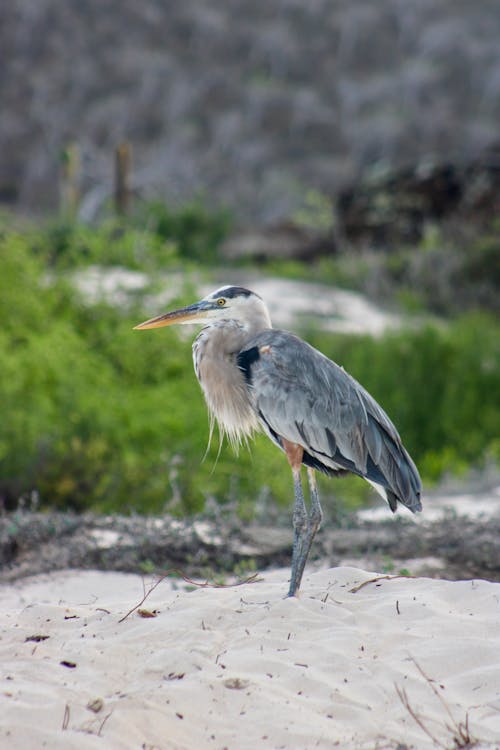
133;301;210;330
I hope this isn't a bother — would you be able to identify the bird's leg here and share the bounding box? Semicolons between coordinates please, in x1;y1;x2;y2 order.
282;439;308;597
288;465;308;597
283;442;324;596
291;468;323;594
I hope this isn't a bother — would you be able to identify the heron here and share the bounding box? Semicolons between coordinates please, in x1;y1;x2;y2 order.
134;285;422;596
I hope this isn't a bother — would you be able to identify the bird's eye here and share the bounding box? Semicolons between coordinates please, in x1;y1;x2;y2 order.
217;298;226;306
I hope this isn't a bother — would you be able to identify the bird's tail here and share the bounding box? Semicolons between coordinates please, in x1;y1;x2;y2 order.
367;442;422;514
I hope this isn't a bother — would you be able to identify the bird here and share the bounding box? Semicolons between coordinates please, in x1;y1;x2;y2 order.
134;285;422;596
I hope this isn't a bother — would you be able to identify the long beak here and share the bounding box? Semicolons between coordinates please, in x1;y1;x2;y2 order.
133;301;209;330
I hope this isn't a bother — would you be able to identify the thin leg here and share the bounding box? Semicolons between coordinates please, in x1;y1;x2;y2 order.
282;440;323;597
288;466;308;597
291;468;323;594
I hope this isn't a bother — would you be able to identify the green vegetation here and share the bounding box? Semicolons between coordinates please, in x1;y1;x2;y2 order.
0;209;498;517
13;198;230;271
305;316;500;480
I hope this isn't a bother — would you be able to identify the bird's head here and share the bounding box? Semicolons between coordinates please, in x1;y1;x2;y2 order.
134;285;272;332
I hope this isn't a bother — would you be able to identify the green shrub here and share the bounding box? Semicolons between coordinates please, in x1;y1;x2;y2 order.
0;228;287;513
132;199;232;263
30;219;177;270
1;218;498;517
306;316;500;479
19;198;231;271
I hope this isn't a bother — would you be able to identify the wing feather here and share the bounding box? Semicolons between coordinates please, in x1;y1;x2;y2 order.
240;329;422;512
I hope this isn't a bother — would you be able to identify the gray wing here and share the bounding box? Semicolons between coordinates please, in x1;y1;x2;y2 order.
237;329;422;513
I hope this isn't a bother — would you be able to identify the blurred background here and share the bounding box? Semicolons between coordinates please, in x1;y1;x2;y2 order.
1;0;499;524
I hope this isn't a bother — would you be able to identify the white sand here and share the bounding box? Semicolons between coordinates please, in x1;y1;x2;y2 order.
1;567;499;749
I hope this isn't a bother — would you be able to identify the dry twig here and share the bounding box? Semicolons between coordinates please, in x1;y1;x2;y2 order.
349;574;414;594
395;683;446;749
62;704;70;731
118;568;261;623
396;658;478;749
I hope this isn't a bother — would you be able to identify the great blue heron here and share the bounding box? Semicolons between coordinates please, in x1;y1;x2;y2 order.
135;285;422;596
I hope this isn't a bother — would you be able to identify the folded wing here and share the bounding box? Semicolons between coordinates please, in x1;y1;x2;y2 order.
238;330;422;513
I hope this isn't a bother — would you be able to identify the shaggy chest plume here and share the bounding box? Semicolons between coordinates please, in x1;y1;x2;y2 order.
193;322;259;446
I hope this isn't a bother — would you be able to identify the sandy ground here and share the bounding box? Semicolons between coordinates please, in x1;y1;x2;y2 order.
1;567;499;749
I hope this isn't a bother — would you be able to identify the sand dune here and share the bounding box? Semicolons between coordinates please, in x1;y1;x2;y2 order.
1;567;499;749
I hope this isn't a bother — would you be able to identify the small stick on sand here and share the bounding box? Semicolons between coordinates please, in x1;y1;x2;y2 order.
119;569;261;623
349;574;415;593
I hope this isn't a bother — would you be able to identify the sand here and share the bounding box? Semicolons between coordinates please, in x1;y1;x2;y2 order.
1;567;499;749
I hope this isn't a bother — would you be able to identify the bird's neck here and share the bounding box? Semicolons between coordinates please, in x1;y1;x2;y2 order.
192;322;261;445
